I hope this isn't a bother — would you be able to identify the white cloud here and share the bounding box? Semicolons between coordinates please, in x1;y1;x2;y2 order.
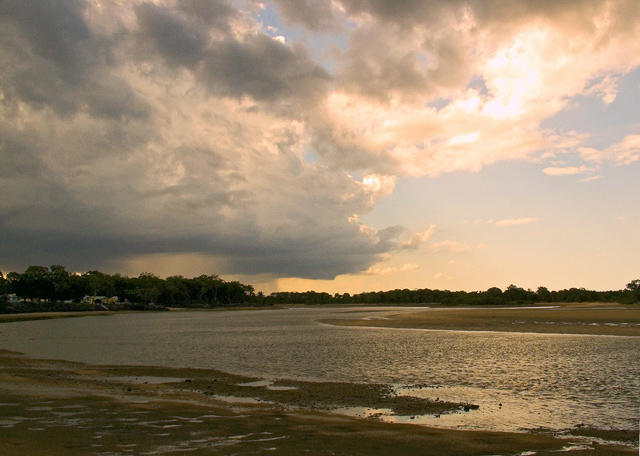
579;135;640;165
494;218;540;227
399;224;436;250
585;75;619;105
429;240;472;253
579;175;603;183
312;1;640;178
1;0;639;281
433;272;453;281
363;263;419;276
543;165;592;176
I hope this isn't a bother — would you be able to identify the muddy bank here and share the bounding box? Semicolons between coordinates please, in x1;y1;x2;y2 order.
0;350;636;455
325;305;640;336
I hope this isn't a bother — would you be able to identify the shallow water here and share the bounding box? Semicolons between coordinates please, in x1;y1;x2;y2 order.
0;307;638;432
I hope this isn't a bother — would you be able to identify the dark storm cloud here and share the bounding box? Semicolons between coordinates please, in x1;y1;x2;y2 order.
202;34;330;102
0;0;407;280
135;2;209;68
0;0;97;83
339;0;640;34
134;1;330;104
0;0;148;119
267;0;338;31
177;0;238;30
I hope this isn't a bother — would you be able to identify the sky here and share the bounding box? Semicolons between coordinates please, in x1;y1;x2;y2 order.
1;0;639;295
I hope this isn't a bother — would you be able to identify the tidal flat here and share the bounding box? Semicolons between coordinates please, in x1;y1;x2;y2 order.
0;349;636;456
325;303;640;336
0;306;638;455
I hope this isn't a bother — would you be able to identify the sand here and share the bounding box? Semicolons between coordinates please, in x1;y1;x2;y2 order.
0;349;637;455
1;307;638;455
325;304;640;336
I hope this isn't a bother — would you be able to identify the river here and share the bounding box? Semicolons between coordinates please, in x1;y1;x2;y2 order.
0;306;638;433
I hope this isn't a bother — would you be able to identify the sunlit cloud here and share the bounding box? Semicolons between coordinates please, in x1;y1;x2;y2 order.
579;135;640;165
494;218;540;227
433;272;453;281
543;165;593;176
363;263;419;276
399;224;436;250
429;240;472;253
0;0;638;290
579;175;603;183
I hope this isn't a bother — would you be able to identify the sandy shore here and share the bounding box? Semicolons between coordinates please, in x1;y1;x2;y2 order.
325;304;640;336
0;349;636;455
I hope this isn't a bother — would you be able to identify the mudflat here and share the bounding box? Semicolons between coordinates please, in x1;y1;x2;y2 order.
325;303;640;336
0;349;636;455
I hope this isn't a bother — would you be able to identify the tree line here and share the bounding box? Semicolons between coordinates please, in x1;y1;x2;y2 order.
1;265;638;312
0;265;254;310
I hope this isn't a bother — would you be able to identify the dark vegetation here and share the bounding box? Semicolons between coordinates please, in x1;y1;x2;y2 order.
0;265;638;313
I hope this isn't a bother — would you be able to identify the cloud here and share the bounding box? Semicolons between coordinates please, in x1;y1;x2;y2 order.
584;75;619;105
0;0;390;279
578;175;602;183
433;272;453;281
1;0;639;281
309;0;640;177
429;240;472;253
543;165;592;176
579;135;640;165
267;0;340;31
399;224;436;250
363;263;419;276
494;218;540;227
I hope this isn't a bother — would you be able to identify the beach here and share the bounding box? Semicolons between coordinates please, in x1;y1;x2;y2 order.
325;303;640;336
0;307;638;455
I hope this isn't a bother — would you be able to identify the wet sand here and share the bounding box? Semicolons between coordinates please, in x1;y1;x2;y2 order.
0;349;636;455
0;311;117;323
325;304;640;336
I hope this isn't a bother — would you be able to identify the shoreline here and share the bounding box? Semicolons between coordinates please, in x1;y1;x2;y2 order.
324;305;640;336
0;350;636;455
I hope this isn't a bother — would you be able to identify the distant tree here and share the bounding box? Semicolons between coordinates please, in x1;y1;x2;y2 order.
536;286;552;302
504;285;535;303
8;266;55;302
159;276;191;307
133;272;163;304
194;274;222;305
218;281;255;305
0;272;9;302
49;265;84;302
82;270;115;298
626;279;640;303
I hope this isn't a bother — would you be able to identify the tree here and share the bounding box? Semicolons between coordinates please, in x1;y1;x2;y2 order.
536;286;552;302
10;266;55;303
134;272;163;305
504;284;534;303
194;274;222;306
0;272;9;302
82;270;115;298
626;280;640;303
49;265;84;302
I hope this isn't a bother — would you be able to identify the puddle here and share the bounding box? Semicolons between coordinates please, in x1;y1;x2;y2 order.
107;376;186;384
332;406;395;420
237;380;298;391
211;395;266;405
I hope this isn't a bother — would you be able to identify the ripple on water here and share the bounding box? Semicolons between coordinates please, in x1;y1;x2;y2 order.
0;307;637;434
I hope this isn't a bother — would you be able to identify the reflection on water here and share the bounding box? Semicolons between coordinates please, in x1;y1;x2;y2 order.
0;307;638;433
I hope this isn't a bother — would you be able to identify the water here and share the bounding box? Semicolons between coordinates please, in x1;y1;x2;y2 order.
0;307;638;433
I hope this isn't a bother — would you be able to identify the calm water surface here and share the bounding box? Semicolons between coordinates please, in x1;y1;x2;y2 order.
0;307;638;433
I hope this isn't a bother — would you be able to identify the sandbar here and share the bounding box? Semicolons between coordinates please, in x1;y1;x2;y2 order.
325;304;640;336
0;349;636;455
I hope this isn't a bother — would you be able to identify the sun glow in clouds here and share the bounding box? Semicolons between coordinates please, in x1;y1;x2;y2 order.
0;0;639;292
